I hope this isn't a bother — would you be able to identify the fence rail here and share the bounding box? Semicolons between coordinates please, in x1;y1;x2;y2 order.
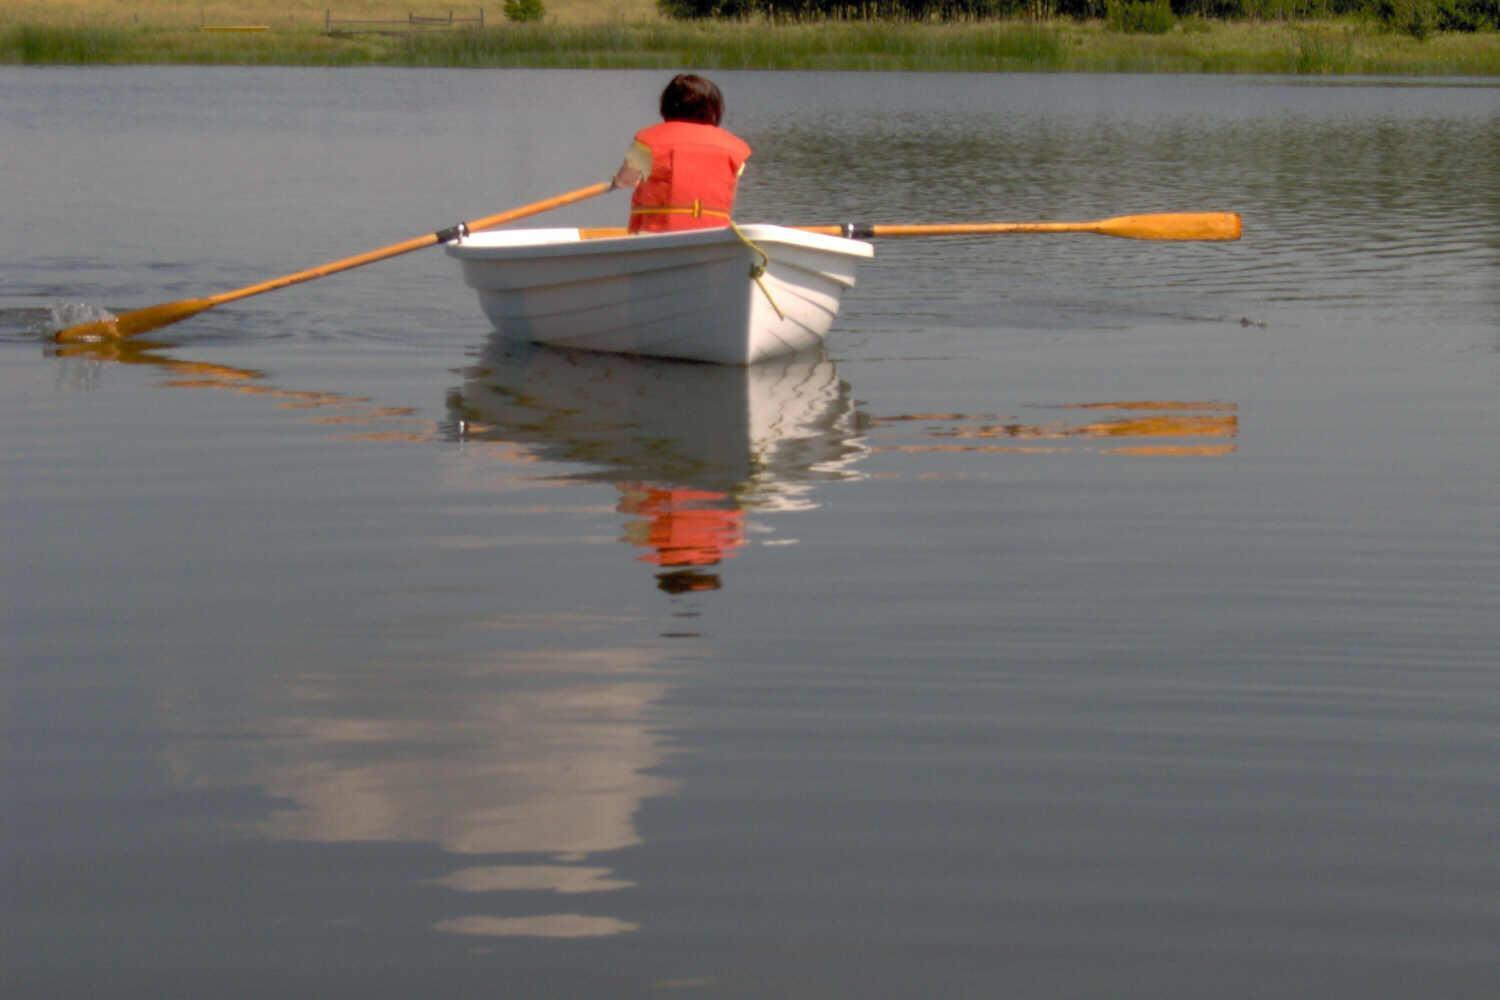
324;9;486;33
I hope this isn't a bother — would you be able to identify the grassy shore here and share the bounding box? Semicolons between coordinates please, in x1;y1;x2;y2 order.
2;1;1497;73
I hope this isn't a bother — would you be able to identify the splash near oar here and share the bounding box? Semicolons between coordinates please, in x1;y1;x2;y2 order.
52;182;614;344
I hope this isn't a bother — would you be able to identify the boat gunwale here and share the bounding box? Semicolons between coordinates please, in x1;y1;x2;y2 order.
447;223;875;262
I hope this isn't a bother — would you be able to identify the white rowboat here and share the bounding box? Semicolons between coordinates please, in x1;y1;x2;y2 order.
446;225;874;365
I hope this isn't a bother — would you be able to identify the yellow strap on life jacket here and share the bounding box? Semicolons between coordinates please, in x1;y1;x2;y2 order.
628;199;732;221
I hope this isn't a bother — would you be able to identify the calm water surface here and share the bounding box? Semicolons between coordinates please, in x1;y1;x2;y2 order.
3;68;1499;997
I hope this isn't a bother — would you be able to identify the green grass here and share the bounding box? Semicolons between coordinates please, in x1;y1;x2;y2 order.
4;24;133;63
393;22;1071;70
3;18;1498;74
0;22;391;64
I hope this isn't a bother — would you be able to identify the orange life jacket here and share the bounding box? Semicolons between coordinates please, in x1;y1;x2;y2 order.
628;121;752;234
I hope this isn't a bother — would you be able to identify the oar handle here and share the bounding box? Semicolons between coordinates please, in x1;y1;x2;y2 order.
212;181;613;308
465;182;612;234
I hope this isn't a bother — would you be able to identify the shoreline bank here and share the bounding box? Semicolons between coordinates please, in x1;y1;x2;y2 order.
3;18;1498;74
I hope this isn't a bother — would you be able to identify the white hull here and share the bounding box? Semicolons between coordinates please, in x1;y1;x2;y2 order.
446;225;873;365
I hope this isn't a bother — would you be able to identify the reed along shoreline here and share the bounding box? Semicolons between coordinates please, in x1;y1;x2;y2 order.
2;19;1498;75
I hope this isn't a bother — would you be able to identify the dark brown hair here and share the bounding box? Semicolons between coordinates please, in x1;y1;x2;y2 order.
659;74;724;127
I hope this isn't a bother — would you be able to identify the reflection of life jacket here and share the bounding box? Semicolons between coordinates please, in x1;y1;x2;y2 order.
629;121;752;234
617;485;746;567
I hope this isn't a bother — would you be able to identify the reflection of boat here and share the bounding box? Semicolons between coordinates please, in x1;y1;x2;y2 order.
449;338;868;507
445;225;873;364
448;340;868;590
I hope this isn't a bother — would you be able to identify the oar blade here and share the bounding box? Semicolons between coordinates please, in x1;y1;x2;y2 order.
1097;212;1242;241
54;297;217;343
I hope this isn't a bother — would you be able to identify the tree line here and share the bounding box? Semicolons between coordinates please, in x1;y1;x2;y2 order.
658;0;1499;34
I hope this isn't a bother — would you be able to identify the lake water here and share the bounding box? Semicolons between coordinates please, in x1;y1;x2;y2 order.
3;67;1499;997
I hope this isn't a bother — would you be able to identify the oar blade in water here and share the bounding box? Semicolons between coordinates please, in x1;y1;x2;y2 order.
54;297;217;343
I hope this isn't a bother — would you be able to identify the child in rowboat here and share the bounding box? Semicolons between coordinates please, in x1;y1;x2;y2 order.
611;74;752;234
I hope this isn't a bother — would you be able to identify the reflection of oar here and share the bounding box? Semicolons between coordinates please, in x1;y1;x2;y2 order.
579;212;1242;243
53;181;613;344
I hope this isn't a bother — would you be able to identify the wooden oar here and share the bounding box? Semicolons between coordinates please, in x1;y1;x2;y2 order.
578;212;1242;243
804;211;1241;241
53;181;613;343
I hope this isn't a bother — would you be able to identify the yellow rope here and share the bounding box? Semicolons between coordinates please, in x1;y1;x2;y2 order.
730;221;784;321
